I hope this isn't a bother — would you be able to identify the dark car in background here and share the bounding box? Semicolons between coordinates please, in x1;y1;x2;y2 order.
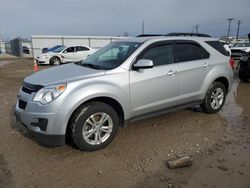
238;54;250;82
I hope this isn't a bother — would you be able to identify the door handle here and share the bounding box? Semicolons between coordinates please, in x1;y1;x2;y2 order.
203;62;210;68
167;70;177;76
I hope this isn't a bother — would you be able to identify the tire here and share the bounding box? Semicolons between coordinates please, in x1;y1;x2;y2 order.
70;102;119;151
200;82;226;114
239;63;249;82
50;56;61;66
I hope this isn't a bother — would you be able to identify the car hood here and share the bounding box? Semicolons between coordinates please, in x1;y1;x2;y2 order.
24;63;106;86
37;52;60;58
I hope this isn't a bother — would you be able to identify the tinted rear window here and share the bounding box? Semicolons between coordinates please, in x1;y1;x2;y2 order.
76;46;89;51
175;43;210;63
206;41;229;56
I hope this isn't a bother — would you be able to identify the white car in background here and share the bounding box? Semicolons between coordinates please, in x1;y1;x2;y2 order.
230;42;250;59
36;45;97;65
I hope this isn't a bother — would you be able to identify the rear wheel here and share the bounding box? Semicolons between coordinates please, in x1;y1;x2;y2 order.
50;56;61;66
70;102;119;151
201;82;226;114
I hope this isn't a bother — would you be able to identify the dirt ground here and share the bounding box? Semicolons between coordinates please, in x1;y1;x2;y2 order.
0;58;250;188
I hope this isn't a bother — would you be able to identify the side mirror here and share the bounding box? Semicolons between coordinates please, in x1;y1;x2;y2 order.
63;51;67;54
133;59;154;70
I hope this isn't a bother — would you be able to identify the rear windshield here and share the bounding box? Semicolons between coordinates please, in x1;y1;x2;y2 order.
205;41;229;56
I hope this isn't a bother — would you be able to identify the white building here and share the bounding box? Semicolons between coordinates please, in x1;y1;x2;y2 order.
32;35;128;58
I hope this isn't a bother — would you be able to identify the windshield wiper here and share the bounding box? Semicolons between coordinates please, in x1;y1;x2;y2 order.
80;63;101;70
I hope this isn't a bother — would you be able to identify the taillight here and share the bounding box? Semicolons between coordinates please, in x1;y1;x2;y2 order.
229;57;234;70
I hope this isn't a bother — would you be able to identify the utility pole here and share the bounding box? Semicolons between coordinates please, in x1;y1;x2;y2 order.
191;24;199;33
195;24;199;33
236;20;242;40
226;18;234;42
142;21;145;35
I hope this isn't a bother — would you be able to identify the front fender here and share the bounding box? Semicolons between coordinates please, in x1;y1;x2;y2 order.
58;81;129;135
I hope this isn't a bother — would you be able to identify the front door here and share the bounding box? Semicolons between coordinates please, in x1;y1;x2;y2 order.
129;42;179;118
62;46;77;62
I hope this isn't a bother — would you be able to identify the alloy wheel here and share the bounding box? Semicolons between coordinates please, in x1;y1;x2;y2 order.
210;88;224;110
82;112;113;145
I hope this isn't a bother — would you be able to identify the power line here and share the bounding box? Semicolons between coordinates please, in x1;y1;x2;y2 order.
191;25;195;33
226;18;234;42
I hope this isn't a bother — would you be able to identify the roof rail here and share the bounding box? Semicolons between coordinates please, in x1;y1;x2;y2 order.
136;34;164;37
137;33;211;38
166;32;211;37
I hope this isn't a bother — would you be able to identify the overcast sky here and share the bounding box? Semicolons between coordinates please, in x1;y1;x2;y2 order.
0;0;250;40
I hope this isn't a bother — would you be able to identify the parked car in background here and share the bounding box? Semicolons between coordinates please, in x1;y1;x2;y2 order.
16;33;234;151
231;42;250;59
37;45;96;65
238;54;250;82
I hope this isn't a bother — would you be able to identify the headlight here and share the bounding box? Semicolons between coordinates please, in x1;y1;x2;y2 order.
41;55;48;59
33;84;66;104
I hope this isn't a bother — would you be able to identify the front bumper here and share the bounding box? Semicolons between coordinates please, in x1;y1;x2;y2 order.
15;107;65;146
15;87;66;146
36;57;50;65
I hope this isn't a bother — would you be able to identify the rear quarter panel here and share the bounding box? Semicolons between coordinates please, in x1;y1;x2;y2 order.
199;41;233;99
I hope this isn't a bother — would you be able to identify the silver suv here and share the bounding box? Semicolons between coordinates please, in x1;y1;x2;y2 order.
15;33;234;151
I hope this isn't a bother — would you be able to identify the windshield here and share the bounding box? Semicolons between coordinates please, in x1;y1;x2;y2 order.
47;45;64;52
52;45;66;53
233;43;250;47
79;42;141;70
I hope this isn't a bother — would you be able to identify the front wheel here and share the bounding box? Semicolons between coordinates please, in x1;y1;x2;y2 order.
200;82;226;114
70;102;119;151
50;56;61;66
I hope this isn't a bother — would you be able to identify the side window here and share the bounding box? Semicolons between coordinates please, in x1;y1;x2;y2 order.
206;41;229;56
76;46;89;52
140;45;173;66
64;47;75;53
175;43;209;63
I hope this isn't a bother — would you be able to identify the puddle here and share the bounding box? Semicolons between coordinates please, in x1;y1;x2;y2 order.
219;81;250;127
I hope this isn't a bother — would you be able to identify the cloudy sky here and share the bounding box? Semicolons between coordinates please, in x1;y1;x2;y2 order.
0;0;250;40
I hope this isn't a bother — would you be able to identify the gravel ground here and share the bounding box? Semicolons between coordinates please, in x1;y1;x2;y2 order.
0;58;250;188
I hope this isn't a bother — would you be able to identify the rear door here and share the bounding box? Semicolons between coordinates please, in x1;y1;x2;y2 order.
130;41;179;117
174;40;210;105
76;46;90;61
